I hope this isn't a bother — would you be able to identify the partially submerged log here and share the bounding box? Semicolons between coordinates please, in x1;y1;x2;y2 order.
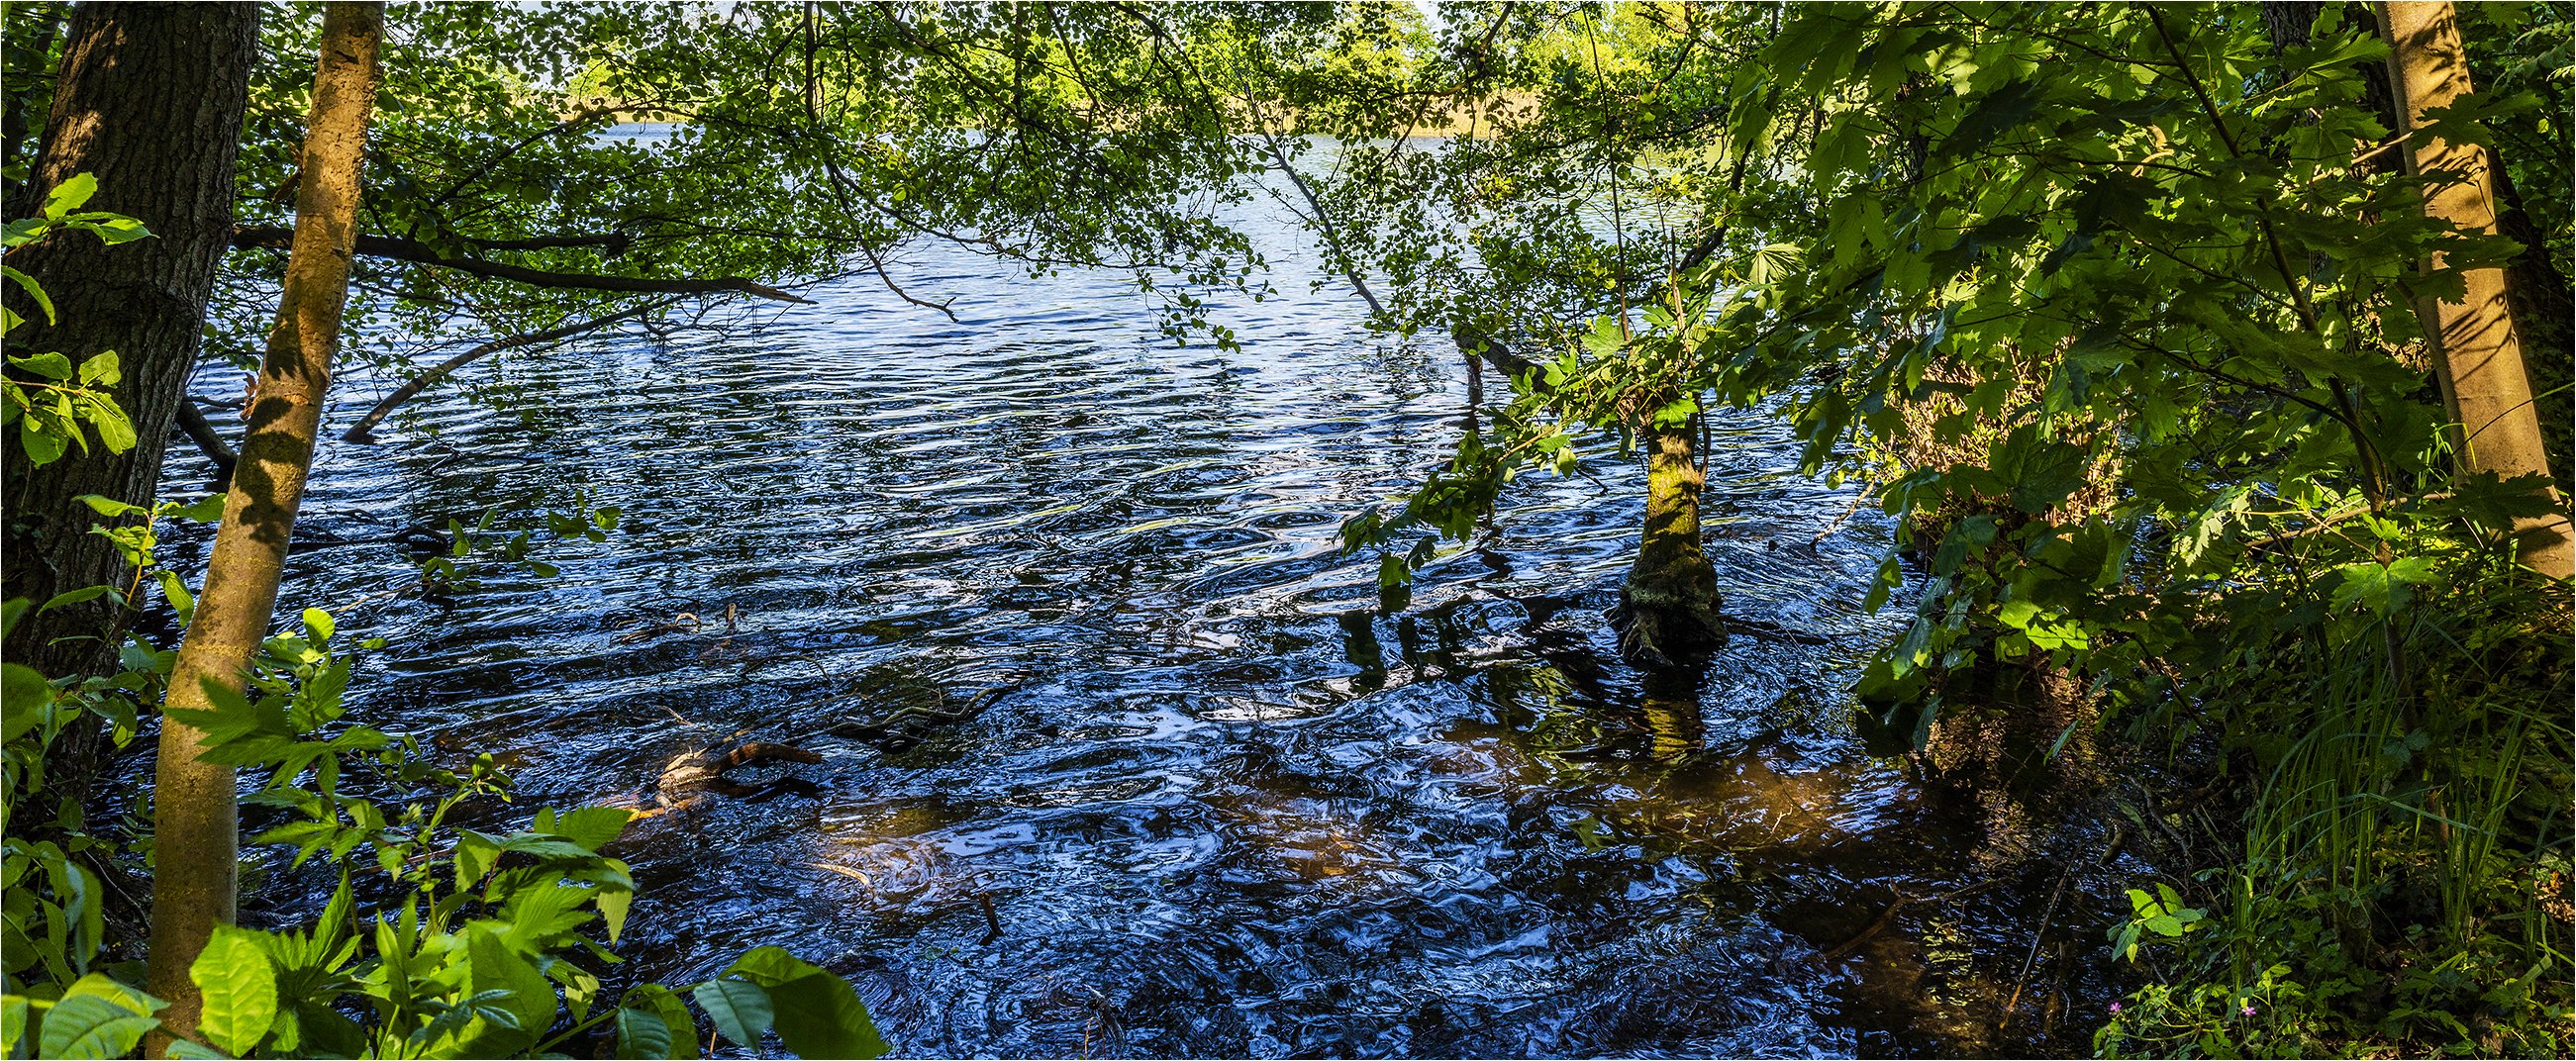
652;740;824;808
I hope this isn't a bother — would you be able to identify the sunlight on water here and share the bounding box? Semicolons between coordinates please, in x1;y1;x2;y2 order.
155;196;2108;1058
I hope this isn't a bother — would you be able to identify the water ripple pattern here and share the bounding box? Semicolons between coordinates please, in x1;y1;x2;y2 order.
162;208;2046;1058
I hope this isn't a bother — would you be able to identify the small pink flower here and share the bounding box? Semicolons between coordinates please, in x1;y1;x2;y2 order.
2109;1002;2123;1015
2240;1004;2257;1017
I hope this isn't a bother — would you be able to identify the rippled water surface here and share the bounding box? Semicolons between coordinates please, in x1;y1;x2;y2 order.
163;209;2101;1058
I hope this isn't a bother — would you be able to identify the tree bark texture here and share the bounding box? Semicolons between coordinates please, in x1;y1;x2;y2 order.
1609;422;1725;670
2377;0;2575;580
145;4;381;1048
2;3;259;678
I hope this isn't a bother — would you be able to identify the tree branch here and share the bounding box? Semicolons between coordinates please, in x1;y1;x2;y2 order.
229;226;812;304
342;297;681;443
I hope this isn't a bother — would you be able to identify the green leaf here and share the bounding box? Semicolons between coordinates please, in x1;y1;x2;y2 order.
619;985;699;1060
43;173;97;219
38;974;164;1060
81;398;133;454
465;929;556;1053
615;1006;675;1060
159;571;196;625
3;994;27;1055
34;997;159;1060
9;351;73;380
541;806;634;850
190;925;279;1056
302;608;335;645
2328;557;2435;616
722;948;886;1059
74;351;118;386
38;585;111;615
3;265;55;325
3;663;54;742
1990;427;2090;516
75;495;146;518
69;215;150;245
690;979;772;1049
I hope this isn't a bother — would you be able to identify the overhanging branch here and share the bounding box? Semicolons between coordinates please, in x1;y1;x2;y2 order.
342;297;682;443
230;226;812;304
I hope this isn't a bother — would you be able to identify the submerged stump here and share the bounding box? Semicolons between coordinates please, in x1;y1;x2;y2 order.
1609;425;1727;670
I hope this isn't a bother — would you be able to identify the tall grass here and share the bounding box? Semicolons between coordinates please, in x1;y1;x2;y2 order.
2118;554;2573;1056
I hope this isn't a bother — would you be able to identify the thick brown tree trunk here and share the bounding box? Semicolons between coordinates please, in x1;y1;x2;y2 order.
2;3;260;678
2377;1;2575;580
144;4;381;1049
1609;422;1725;669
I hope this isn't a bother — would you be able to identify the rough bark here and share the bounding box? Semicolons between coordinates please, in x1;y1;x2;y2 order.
2377;1;2575;580
145;4;381;1048
1;3;259;679
1609;422;1725;670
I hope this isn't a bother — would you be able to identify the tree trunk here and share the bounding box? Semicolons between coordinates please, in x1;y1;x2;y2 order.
2488;154;2573;495
2;3;260;678
2377;1;2575;580
144;4;381;1049
1609;421;1725;669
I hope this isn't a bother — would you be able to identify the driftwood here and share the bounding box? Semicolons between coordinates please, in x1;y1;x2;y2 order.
654;740;825;805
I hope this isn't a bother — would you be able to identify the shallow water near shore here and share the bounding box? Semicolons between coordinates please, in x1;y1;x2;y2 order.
155;207;2113;1058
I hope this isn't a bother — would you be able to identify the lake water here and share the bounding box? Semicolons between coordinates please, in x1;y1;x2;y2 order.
158;198;2108;1058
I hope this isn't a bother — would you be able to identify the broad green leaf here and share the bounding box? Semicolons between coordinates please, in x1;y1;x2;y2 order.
9;351;73;380
68;215;151;244
615;1006;675;1060
2;995;26;1055
191;925;278;1056
39;974;163;1060
34;997;158;1060
465;929;556;1053
544;806;634;851
723;948;887;1059
2;663;53;742
690;979;772;1049
43;173;98;219
80;397;133;454
623;985;699;1060
74;351;117;386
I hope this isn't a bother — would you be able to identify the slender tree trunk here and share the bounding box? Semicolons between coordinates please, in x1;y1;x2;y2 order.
144;4;381;1049
1610;421;1725;669
2;3;260;678
2377;1;2575;580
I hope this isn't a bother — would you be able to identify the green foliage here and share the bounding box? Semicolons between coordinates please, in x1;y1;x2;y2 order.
3;174;148;466
3;605;888;1059
1300;3;2571;1054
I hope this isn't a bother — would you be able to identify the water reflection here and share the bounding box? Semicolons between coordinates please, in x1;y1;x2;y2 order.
161;203;2113;1057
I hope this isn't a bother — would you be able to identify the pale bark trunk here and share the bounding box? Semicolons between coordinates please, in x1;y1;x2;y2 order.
144;4;381;1049
1610;422;1725;669
2377;1;2575;580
